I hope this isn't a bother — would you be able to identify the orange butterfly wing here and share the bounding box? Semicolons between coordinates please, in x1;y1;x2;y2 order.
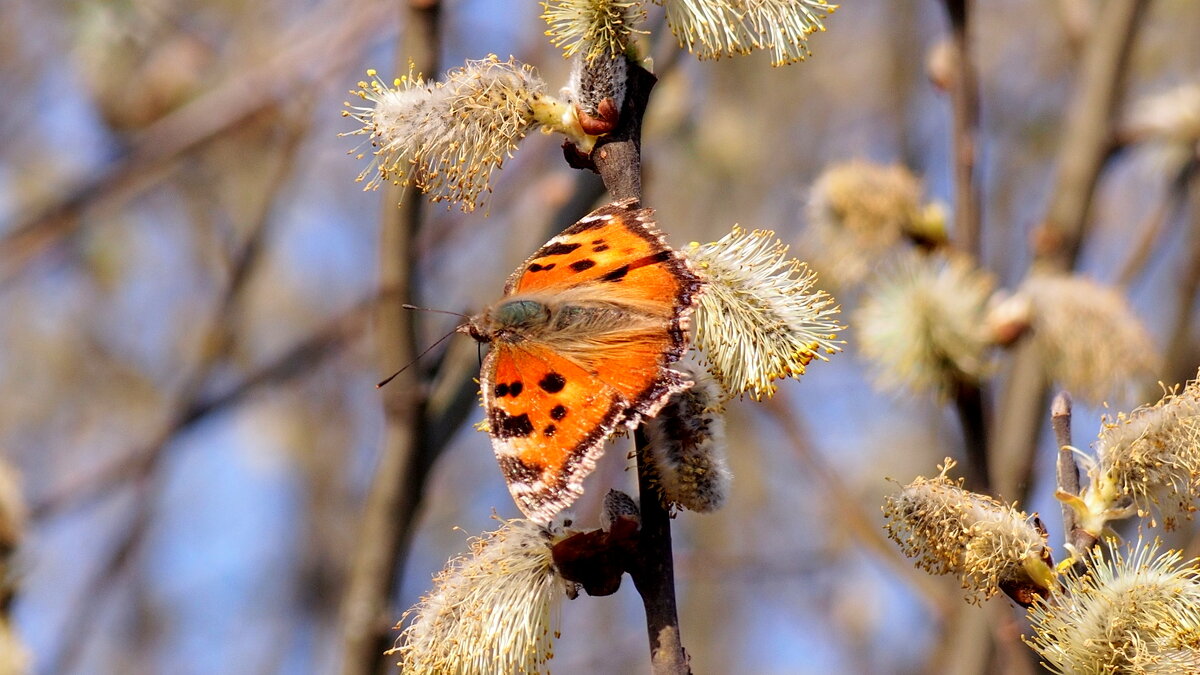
481;199;703;523
483;343;627;521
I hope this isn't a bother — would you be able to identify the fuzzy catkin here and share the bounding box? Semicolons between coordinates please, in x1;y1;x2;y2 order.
685;227;841;400
883;460;1053;603
395;519;569;674
645;361;730;512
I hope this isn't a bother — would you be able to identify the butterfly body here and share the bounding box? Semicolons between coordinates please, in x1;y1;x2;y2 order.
465;199;703;524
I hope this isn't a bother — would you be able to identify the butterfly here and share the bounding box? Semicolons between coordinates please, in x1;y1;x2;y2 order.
462;198;704;524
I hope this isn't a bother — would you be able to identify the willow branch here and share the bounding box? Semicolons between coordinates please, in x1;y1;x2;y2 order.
0;0;391;286
591;61;656;202
1163;169;1200;386
940;0;981;258
1032;0;1150;271
630;429;690;675
338;3;440;674
1117;156;1198;287
952;378;990;492
992;0;1149;500
571;57;687;672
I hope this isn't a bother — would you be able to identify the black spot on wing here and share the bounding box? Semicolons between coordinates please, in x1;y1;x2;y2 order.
569;259;596;272
537;242;581;257
528;262;555;272
543;424;557;437
539;372;566;393
550;405;567;420
494;381;523;398
592;243;610;252
490;409;534;438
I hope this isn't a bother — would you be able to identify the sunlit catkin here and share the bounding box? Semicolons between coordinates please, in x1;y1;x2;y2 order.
883;459;1054;603
656;0;836;66
855;252;995;397
343;56;583;212
1025;540;1200;674
542;0;645;62
1018;273;1159;405
1075;373;1200;532
395;518;569;674
684;227;842;400
645;361;731;512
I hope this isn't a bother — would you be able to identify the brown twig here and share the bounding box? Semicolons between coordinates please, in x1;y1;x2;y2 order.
338;3;440;674
0;0;392;286
1031;0;1150;272
1051;391;1098;571
992;0;1149;501
939;0;982;258
952;379;990;492
1161;167;1200;386
630;429;691;675
590;60;657;202
1117;156;1199;287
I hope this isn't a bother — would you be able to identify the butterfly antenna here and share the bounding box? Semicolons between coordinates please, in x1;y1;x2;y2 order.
401;303;469;319
377;327;460;388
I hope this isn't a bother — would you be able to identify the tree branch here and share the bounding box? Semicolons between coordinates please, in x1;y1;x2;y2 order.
992;0;1149;500
591;61;657;202
1032;0;1150;272
630;429;690;675
0;0;392;286
940;0;982;258
338;3;441;674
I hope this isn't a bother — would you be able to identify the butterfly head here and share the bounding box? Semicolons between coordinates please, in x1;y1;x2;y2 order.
461;298;552;344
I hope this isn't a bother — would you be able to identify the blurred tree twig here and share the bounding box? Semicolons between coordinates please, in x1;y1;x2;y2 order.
338;2;440;673
992;0;1149;501
940;0;981;259
1117;155;1198;286
0;0;391;286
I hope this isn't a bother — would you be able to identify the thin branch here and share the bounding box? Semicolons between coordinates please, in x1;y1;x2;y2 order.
1117;156;1199;287
591;61;657;202
992;0;1149;500
940;0;982;258
30;297;371;522
1163;168;1200;386
1051;392;1099;570
1051;392;1079;531
567;56;688;672
630;429;691;675
338;2;441;674
1031;0;1150;272
0;0;392;286
952;379;990;492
